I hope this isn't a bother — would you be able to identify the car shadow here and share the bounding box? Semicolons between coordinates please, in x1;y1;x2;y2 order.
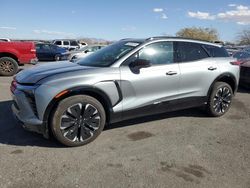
0;100;62;148
0;100;208;147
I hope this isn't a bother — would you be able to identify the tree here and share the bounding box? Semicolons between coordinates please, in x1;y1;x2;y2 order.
176;27;219;42
238;29;250;45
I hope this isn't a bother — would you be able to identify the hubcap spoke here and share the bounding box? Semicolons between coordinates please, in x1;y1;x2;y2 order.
60;102;101;143
213;86;232;114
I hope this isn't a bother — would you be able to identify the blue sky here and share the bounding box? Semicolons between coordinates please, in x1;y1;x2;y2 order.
0;0;250;42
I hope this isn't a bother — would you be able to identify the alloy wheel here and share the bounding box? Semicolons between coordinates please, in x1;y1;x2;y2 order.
60;103;101;142
213;86;232;114
0;61;14;73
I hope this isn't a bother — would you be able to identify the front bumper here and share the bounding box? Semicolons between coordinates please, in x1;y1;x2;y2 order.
11;89;46;136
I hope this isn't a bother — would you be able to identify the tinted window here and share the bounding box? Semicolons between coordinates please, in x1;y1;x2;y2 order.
138;42;174;65
70;40;78;46
203;45;229;57
63;41;69;45
41;44;51;51
175;42;209;63
78;41;141;67
55;41;61;45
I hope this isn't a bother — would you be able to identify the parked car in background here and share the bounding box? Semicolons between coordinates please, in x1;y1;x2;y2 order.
11;37;239;146
233;50;250;89
233;51;250;60
53;39;80;51
36;43;68;61
0;38;11;42
69;45;106;61
0;41;37;76
238;58;250;89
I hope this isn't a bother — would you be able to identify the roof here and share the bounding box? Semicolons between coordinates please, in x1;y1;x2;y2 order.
120;36;222;47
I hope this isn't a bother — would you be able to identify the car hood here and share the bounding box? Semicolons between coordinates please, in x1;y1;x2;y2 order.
15;61;94;84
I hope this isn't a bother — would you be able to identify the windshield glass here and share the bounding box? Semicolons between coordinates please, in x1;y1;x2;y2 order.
77;41;141;67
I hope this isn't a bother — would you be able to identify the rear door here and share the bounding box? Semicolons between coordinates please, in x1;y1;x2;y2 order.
120;41;180;119
175;42;220;98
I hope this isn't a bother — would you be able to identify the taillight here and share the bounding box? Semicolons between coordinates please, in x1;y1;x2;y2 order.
31;49;36;53
10;80;17;93
230;61;241;66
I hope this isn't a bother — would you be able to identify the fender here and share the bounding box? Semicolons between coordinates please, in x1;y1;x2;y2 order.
42;85;121;138
207;72;237;97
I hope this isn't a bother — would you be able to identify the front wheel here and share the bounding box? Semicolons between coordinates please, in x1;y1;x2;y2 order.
51;95;106;147
207;82;233;117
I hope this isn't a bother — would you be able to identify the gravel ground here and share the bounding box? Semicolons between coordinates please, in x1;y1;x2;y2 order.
0;63;250;188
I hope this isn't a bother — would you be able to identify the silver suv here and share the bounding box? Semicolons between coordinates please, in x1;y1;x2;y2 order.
11;37;240;146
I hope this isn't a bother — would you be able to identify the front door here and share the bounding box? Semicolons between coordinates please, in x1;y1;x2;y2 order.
119;41;180;120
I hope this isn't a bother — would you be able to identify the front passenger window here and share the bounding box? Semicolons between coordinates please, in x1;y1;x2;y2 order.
138;42;174;65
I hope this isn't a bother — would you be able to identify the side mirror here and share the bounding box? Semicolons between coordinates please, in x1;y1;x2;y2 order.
130;59;151;69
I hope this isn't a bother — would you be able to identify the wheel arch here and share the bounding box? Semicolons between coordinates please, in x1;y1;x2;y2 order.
207;73;238;97
42;86;114;138
0;52;19;63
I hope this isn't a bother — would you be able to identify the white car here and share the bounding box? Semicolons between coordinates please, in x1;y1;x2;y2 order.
0;38;11;42
69;45;106;61
53;39;82;51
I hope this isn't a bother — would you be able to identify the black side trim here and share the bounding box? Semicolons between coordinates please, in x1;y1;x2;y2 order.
112;97;207;123
113;80;123;106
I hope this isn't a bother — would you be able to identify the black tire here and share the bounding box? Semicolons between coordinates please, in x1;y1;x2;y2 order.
55;55;60;61
51;95;106;147
207;82;233;117
0;57;18;76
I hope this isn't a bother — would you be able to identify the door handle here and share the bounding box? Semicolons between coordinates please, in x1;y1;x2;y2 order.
208;67;217;71
166;71;177;75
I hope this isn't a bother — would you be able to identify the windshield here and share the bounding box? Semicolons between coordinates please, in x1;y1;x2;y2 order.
77;41;141;67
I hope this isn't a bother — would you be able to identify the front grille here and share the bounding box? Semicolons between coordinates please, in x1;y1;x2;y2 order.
25;94;38;117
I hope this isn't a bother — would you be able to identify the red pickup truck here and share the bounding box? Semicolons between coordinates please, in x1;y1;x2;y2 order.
0;41;37;76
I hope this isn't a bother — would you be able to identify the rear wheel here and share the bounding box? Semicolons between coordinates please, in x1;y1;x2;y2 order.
0;57;18;76
55;55;60;61
207;82;233;117
51;95;106;147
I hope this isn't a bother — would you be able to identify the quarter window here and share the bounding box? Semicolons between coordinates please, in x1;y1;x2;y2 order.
175;42;209;62
203;45;229;57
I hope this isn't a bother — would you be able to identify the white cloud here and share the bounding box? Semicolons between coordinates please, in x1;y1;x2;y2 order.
0;26;16;30
33;29;75;37
161;13;168;19
153;8;163;12
153;8;168;20
188;11;215;20
217;5;250;25
188;5;250;25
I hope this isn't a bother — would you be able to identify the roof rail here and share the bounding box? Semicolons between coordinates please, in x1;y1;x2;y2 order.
146;36;217;43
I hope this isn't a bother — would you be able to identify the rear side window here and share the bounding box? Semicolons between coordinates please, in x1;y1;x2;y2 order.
203;45;229;57
63;41;69;45
70;40;78;46
174;42;209;63
54;41;62;45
